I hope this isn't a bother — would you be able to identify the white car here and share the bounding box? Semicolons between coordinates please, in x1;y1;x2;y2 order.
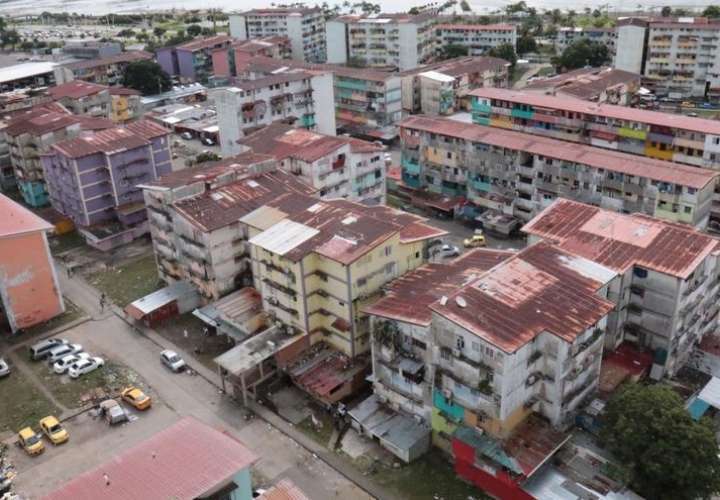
0;358;9;377
438;244;460;259
46;344;83;364
160;350;186;372
53;353;91;374
68;357;104;379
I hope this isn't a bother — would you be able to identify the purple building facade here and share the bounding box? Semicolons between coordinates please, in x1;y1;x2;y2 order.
42;120;172;251
155;35;233;83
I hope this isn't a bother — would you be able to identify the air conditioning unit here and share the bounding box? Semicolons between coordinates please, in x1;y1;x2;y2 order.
443;389;452;400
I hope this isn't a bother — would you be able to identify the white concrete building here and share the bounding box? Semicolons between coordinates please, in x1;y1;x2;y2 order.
212;69;336;157
326;12;437;71
229;8;326;63
435;24;517;56
554;26;616;54
615;17;720;99
239;122;387;205
524;198;720;379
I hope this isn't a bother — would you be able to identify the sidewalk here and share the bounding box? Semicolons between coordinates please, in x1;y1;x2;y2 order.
56;261;394;500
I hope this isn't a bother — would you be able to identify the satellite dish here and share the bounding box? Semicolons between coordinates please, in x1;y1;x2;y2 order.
455;296;467;308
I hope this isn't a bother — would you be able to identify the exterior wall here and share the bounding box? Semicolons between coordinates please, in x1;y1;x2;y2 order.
156;48;178;77
401;122;713;228
437;26;517;55
615;24;647;73
57;90;111;118
110;94;142;123
0;230;64;332
229;467;253;500
176;50;197;80
554;27;617;54
326;20;348;64
229;15;249;40
334;74;403;137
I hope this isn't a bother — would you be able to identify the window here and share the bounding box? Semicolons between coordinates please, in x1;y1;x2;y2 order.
385;262;395;275
384;246;392;256
357;277;367;287
472;341;479;352
456;336;465;350
633;267;648;279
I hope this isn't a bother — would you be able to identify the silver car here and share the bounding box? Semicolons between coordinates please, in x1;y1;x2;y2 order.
160;350;186;372
0;358;10;377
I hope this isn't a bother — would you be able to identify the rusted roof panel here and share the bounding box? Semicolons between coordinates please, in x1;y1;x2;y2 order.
48;80;108;100
522;198;720;279
429;242;616;353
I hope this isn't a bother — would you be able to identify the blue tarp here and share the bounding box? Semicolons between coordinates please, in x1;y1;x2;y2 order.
688;397;710;421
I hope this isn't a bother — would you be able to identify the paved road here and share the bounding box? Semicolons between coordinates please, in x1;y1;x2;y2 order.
7;267;374;500
513;63;553;89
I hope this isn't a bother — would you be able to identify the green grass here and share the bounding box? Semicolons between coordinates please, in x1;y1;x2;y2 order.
48;231;86;254
87;254;162;307
537;66;555;77
371;449;491;500
8;299;84;345
297;410;335;447
27;360;139;409
0;368;59;433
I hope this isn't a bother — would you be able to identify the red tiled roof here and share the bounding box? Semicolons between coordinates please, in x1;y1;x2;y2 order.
429;241;616;353
43;417;257;500
363;249;513;326
48;80;108;100
470;87;720;136
401;115;718;189
522;198;720;279
0;193;53;237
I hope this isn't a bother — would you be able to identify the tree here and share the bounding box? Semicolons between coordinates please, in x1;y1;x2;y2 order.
673;7;689;16
556;39;609;70
703;5;720;18
117;28;136;38
459;0;471;12
1;30;20;50
488;43;517;67
516;35;536;54
122;60;172;96
186;24;202;37
439;44;468;60
153;27;166;40
661;5;672;17
196;152;220;164
601;384;720;500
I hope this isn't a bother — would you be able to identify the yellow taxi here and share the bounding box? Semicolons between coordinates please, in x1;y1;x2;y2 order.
121;387;152;410
18;427;44;455
463;232;486;248
39;416;69;445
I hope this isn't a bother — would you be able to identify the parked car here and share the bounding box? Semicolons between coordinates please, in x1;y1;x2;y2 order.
46;344;83;364
39;416;68;445
438;244;460;258
68;356;104;379
17;427;44;455
53;353;90;374
463;231;486;248
29;338;68;361
0;358;9;377
160;350;186;372
180;131;192;140
99;399;128;425
201;137;215;146
122;387;152;410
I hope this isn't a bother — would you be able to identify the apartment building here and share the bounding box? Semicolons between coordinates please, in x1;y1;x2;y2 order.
229;8;326;63
399;115;718;228
239;123;386;205
615;17;720;99
0;194;65;334
53;51;153;85
469;88;720;171
524;198;720;378
229;55;403;141
245;196;446;358
156;35;233;83
360;242;614;460
399;56;510;115
554;26;616;53
523;67;641;105
63;40;122;60
109;87;142;123
41;120;172;250
139;153;313;300
213;69;335;157
47;80;111;118
435;24;517;56
326;12;437;71
212;37;292;79
5;104;113;207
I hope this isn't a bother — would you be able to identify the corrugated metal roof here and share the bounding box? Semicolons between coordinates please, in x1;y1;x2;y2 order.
249;219;320;256
256;479;310;500
43;417;257;500
522;198;720;279
48;80;108;100
124;281;197;317
470;87;720;136
699;376;720;409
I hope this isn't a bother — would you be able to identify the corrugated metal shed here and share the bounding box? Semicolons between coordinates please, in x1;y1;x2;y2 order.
698;376;720;409
124;281;199;319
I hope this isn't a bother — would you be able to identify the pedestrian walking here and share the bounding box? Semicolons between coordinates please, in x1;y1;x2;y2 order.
99;293;106;312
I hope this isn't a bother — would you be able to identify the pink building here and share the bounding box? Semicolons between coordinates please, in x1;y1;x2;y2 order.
0;194;64;333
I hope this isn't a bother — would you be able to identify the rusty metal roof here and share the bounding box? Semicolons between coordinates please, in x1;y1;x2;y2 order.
401;115;718;189
429;241;616;353
175;35;233;52
124;119;170;140
52;126;150;158
61;50;152;71
43;417;257;500
470;87;720;136
522;198;720;279
48;80;108;100
256;479;310;500
363;249;514;326
173;172;316;232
